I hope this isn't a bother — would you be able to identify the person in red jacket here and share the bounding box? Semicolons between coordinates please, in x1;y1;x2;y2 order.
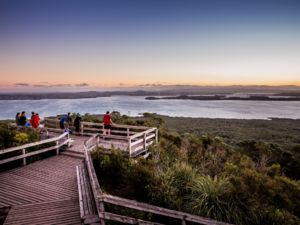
103;111;113;135
31;113;40;128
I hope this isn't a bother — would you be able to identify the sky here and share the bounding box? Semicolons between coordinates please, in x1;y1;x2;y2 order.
0;0;300;91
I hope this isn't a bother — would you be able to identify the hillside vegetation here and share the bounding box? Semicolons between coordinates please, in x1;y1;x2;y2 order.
91;113;300;225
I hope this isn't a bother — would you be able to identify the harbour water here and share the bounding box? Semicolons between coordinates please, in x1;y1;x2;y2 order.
0;96;300;120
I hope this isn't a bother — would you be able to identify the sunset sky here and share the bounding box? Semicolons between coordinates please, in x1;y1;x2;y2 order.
0;0;300;91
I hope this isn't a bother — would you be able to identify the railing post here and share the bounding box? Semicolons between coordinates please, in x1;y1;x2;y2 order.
67;133;71;148
56;140;59;155
181;215;187;225
97;135;100;148
128;138;132;157
81;123;84;136
127;128;130;137
143;133;147;150
98;199;106;225
155;128;158;144
22;148;26;166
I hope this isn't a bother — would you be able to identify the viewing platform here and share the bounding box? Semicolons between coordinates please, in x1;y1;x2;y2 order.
44;118;158;157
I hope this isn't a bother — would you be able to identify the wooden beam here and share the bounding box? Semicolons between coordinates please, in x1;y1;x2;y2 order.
76;166;84;219
98;212;164;225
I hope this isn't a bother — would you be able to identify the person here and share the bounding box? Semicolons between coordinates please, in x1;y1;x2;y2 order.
19;111;27;126
31;113;40;128
74;114;82;133
59;112;72;130
31;112;35;120
15;112;20;125
59;114;67;130
103;111;113;135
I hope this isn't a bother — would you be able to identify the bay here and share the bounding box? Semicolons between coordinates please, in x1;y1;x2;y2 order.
0;96;300;120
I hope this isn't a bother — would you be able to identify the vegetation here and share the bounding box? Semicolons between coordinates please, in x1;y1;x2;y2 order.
92;114;300;225
0;122;40;149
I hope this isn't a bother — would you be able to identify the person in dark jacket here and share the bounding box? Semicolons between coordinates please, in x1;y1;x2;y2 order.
74;114;82;133
19;111;27;126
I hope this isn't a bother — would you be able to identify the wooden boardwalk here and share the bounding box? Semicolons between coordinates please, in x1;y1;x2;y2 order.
0;155;83;225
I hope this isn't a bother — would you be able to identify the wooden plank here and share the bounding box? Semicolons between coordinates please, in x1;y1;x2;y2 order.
130;137;144;147
76;166;84;219
146;133;156;141
99;212;164;225
130;128;156;139
98;134;130;140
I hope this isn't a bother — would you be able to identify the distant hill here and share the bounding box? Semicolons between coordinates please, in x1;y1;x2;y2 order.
1;85;300;100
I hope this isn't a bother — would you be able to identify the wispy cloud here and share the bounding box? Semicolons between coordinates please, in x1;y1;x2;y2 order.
75;83;89;87
25;83;84;88
15;83;30;86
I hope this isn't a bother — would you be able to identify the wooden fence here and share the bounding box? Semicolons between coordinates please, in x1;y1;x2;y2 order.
0;132;71;166
45;118;158;157
83;136;234;225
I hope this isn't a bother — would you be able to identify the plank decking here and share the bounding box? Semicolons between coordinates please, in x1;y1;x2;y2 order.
0;155;83;225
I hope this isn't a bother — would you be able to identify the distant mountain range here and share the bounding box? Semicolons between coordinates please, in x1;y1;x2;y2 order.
0;85;300;100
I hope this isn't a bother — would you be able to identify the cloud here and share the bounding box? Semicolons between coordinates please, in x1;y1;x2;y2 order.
33;84;49;87
33;83;73;88
15;83;89;88
15;83;30;86
55;84;73;87
75;83;89;87
138;83;165;87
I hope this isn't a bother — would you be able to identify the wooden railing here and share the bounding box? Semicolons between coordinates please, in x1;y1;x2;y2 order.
45;118;158;157
83;137;234;225
44;118;149;136
0;132;71;166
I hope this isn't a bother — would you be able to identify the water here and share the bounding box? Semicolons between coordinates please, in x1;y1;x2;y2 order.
0;96;300;120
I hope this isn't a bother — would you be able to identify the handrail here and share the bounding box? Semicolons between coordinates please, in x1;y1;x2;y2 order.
44;118;151;130
100;194;233;225
0;132;71;166
0;132;69;155
83;138;106;225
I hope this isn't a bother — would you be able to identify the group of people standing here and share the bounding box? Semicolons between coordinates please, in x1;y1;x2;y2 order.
15;111;41;128
59;112;82;133
58;111;113;135
14;110;114;135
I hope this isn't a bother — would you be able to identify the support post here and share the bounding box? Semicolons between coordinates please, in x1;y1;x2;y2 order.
128;138;132;157
97;136;100;148
22;148;26;166
127;128;130;137
80;123;84;136
181;215;187;225
67;133;71;148
143;133;146;150
98;200;106;225
56;140;59;155
155;128;158;144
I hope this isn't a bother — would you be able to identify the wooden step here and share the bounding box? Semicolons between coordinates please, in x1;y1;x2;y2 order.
60;151;85;159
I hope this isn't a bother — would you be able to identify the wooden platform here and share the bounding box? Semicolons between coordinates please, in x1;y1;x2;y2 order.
0;155;83;225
